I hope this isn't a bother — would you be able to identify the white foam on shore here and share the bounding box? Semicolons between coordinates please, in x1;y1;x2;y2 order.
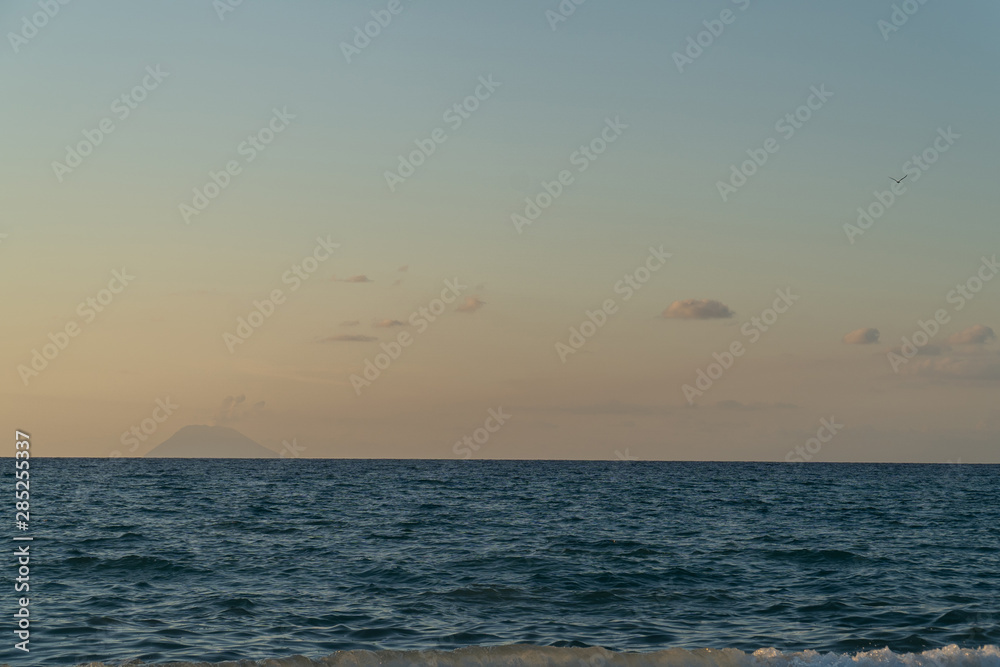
75;644;1000;667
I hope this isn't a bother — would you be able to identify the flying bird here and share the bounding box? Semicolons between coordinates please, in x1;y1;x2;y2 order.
889;175;907;184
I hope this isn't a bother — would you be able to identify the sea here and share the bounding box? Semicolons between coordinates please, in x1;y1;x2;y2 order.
11;460;1000;666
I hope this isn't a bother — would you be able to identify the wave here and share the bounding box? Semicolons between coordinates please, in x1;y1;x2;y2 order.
75;644;1000;666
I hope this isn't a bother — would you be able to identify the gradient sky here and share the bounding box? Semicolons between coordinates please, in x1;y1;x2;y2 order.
3;0;998;461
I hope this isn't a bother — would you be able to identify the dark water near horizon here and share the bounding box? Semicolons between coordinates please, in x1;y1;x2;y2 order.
10;460;1000;666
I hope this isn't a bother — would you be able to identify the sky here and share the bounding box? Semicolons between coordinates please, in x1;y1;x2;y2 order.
2;0;998;461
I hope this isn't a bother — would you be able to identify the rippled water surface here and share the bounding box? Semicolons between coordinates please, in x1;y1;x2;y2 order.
17;460;1000;665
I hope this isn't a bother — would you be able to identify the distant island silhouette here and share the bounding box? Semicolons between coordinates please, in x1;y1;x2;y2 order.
145;425;279;458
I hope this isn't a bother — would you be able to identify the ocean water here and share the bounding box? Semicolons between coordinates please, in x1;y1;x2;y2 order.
14;460;1000;666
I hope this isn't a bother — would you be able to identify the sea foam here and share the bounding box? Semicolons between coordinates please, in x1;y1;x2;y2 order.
75;644;1000;667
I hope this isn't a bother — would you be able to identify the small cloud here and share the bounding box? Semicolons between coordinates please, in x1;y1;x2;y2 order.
320;334;378;343
341;275;373;283
892;330;1000;380
715;400;798;411
902;355;1000;380
398;265;408;273
662;299;734;320
456;296;485;313
890;343;944;357
213;395;265;426
393;279;403;286
843;328;880;345
374;319;406;328
948;325;996;346
340;320;360;327
539;400;675;417
531;421;559;430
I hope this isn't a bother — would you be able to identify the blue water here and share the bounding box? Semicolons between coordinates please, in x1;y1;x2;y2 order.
13;460;1000;666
